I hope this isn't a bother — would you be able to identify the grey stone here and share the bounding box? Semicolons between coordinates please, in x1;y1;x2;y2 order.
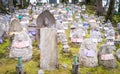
40;28;58;70
9;18;23;33
9;30;32;61
79;39;98;67
98;45;117;68
62;64;68;68
38;69;44;74
116;48;120;61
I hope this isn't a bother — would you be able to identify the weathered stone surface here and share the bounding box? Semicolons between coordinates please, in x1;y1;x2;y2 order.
0;16;7;38
0;23;5;38
9;30;32;61
90;29;101;43
106;29;115;39
79;39;98;67
40;28;58;70
62;33;70;53
36;10;56;44
9;18;23;33
38;69;44;74
70;26;87;43
116;48;120;61
98;45;117;68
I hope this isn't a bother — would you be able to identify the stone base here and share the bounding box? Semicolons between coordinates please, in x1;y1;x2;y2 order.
72;63;79;74
16;65;24;74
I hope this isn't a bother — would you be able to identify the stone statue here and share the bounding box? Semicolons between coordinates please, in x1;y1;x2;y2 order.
98;45;117;68
79;39;98;67
36;10;56;45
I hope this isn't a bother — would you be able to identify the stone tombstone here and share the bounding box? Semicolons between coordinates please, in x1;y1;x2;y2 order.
36;10;56;44
98;23;103;30
79;39;98;67
71;27;87;43
90;28;101;43
40;28;58;70
57;30;65;43
106;29;115;45
98;45;117;68
9;30;32;61
9;18;23;33
106;38;114;46
56;21;64;43
61;33;70;53
70;25;77;38
104;24;109;34
62;21;68;30
116;48;120;61
83;14;88;21
0;21;6;38
117;22;120;33
88;19;98;30
0;17;7;43
81;5;86;11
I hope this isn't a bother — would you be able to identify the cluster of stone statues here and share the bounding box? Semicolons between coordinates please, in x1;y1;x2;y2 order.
0;4;120;74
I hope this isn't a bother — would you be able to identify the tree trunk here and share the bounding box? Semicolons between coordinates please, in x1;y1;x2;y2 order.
96;0;104;16
0;0;7;13
118;0;120;13
28;0;30;4
105;0;115;21
85;0;91;4
104;0;109;11
19;0;23;8
8;0;14;13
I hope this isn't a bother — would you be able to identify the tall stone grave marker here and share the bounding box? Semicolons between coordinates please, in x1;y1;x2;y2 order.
40;28;58;70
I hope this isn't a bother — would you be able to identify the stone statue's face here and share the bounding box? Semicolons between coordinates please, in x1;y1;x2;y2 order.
85;40;94;50
44;18;49;27
86;43;93;50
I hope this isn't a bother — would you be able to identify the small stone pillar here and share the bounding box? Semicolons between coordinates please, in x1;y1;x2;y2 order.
16;57;24;74
72;55;79;74
40;28;58;70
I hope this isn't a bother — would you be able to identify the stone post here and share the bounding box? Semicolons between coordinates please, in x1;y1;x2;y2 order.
16;57;24;74
40;28;58;70
72;55;79;74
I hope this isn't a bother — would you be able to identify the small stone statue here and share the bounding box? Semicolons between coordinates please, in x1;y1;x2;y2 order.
79;39;98;67
98;45;117;68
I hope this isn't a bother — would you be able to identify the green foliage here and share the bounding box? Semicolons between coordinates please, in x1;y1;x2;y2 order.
112;15;120;25
86;5;96;15
0;39;10;58
29;9;33;15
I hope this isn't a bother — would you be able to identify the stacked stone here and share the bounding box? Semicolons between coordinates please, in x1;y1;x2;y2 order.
62;33;70;53
9;30;32;61
57;30;65;43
